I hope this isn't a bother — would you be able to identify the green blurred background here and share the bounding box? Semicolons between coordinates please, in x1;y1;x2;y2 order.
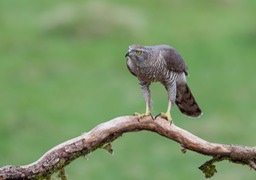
0;0;256;179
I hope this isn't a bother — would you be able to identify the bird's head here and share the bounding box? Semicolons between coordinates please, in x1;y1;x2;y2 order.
125;44;149;63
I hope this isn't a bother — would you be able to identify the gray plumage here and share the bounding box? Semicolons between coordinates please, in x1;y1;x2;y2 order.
125;44;202;120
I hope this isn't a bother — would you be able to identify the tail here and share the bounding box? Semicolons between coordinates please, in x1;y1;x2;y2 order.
175;83;202;118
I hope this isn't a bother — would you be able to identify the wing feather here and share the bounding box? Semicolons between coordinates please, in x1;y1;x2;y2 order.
160;46;188;75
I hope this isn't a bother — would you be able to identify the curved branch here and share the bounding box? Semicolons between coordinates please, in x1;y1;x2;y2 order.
0;116;256;179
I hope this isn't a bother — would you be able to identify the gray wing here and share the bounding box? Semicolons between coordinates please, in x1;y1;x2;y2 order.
160;46;188;75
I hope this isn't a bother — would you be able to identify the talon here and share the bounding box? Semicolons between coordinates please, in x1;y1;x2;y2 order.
150;113;154;120
133;112;152;120
155;112;172;122
155;113;161;119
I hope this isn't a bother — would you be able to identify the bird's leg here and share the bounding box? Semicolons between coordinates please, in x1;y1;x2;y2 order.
155;101;172;123
134;104;152;120
155;81;176;123
134;81;153;120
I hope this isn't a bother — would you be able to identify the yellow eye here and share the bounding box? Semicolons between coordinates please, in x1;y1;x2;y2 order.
136;50;142;55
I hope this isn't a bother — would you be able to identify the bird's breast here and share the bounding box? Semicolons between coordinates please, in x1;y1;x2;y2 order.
137;62;168;82
127;57;170;82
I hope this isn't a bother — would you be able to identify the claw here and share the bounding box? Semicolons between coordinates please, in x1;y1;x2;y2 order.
155;113;161;119
155;112;172;123
149;113;154;120
133;112;153;121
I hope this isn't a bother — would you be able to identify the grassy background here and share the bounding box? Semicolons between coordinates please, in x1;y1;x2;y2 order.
0;0;256;179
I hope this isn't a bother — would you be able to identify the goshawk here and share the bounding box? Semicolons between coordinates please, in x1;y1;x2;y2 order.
125;44;202;122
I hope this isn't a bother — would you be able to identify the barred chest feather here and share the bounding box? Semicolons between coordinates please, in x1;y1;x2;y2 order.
136;59;170;82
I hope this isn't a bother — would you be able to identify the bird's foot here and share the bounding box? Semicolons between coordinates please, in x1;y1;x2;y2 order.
155;112;173;125
133;112;154;121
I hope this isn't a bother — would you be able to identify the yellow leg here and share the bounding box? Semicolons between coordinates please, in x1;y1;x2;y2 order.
166;101;172;120
155;101;172;122
133;105;152;119
134;82;153;120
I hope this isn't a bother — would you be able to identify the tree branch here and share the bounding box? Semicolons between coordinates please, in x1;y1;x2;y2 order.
0;116;256;179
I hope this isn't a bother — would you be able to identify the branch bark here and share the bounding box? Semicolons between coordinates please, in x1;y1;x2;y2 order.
0;116;256;179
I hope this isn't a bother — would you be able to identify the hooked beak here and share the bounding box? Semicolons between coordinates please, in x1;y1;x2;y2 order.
125;51;130;58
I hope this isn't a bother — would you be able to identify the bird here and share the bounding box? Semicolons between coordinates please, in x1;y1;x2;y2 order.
125;44;202;122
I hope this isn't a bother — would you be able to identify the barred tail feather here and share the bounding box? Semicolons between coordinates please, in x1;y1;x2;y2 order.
175;83;202;118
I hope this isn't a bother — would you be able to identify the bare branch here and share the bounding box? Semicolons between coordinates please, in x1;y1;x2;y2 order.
0;116;256;179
